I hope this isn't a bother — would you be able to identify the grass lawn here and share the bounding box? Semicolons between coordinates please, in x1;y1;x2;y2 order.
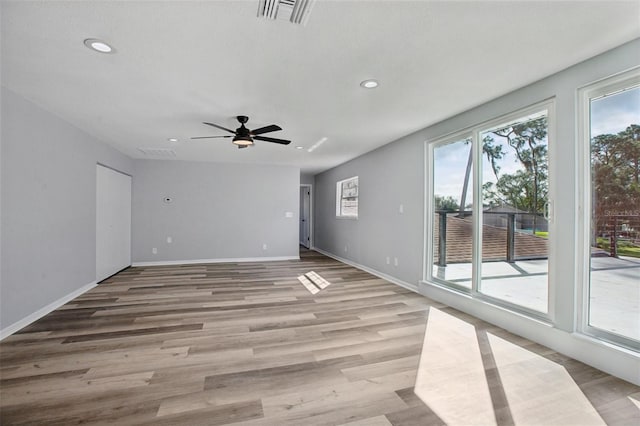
596;237;640;258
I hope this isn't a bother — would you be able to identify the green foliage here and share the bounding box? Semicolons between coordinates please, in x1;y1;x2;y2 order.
591;124;640;220
482;116;549;216
482;135;504;178
434;195;460;211
483;168;548;212
596;237;640;258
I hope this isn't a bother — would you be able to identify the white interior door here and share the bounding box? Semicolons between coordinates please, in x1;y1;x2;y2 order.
96;164;131;282
299;186;311;248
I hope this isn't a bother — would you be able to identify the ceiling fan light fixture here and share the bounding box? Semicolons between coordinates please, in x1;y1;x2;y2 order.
195;116;290;148
232;135;254;146
83;38;114;54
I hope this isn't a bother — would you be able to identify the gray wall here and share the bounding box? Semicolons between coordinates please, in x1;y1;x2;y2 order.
300;173;315;186
1;87;133;330
132;160;299;262
315;138;423;287
314;38;640;331
313;39;640;383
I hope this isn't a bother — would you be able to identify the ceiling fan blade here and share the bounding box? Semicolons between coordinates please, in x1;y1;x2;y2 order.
203;122;236;134
251;124;282;135
190;135;232;139
254;135;291;145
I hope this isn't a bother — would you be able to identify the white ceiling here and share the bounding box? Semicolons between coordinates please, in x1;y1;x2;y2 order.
2;1;639;175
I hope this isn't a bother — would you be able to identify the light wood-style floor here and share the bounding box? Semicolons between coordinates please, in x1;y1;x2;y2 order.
0;248;638;425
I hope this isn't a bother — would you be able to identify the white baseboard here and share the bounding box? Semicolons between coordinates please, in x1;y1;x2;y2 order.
0;281;97;341
311;247;418;293
132;256;300;267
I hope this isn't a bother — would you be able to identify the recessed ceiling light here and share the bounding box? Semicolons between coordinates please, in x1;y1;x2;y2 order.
296;146;304;150
360;79;379;89
84;38;114;54
168;138;179;143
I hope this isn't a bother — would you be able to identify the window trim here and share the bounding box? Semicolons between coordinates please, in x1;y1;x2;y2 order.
425;131;474;292
424;99;556;323
576;66;640;350
336;176;359;219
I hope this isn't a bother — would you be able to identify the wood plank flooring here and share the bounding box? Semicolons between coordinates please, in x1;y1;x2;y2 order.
1;248;638;425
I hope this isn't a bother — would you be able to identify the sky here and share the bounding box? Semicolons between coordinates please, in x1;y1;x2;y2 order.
591;86;639;136
433;86;639;202
433;123;545;202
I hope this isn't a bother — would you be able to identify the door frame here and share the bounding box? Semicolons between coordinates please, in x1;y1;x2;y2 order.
300;184;313;248
576;68;640;350
96;163;132;283
423;98;556;323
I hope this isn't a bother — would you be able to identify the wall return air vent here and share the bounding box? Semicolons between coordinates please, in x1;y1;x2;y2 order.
257;0;316;25
137;148;177;158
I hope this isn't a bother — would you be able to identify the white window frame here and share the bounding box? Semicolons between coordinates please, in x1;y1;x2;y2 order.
424;99;556;323
336;176;359;218
577;67;640;350
425;131;473;292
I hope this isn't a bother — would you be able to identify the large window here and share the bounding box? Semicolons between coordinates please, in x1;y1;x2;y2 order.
336;176;358;218
431;136;473;288
479;111;550;313
427;101;553;318
579;69;639;349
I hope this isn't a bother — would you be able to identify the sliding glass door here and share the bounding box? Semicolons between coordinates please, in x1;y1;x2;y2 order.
427;101;553;317
478;111;550;313
431;136;473;289
581;70;640;348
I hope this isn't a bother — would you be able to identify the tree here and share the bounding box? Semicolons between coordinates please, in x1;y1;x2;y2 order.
434;195;460;211
460;116;549;232
459;136;503;216
591;124;640;250
483;168;548;212
490;116;548;232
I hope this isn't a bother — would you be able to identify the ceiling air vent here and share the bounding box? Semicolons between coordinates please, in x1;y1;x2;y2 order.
257;0;316;25
137;148;177;158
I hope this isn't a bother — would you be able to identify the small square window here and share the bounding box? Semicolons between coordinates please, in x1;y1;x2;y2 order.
336;176;358;218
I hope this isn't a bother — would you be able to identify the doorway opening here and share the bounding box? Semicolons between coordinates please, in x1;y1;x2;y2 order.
300;184;313;249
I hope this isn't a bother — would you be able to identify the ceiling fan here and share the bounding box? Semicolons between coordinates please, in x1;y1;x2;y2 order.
192;116;291;149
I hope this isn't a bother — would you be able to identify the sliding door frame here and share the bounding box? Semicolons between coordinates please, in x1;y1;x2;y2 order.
424;99;557;323
576;67;640;350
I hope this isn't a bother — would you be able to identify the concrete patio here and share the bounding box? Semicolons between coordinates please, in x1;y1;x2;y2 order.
432;256;640;341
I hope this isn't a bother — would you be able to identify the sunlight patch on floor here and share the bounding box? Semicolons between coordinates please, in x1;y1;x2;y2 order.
298;274;319;294
298;271;331;294
414;307;606;425
486;332;605;425
414;308;496;425
627;394;640;411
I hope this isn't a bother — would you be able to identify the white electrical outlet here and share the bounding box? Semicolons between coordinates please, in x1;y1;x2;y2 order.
262;243;268;250
152;247;157;254
394;257;399;266
167;236;172;243
386;257;390;265
344;245;348;252
399;204;404;214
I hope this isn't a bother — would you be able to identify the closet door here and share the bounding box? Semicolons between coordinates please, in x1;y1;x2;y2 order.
96;164;131;282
